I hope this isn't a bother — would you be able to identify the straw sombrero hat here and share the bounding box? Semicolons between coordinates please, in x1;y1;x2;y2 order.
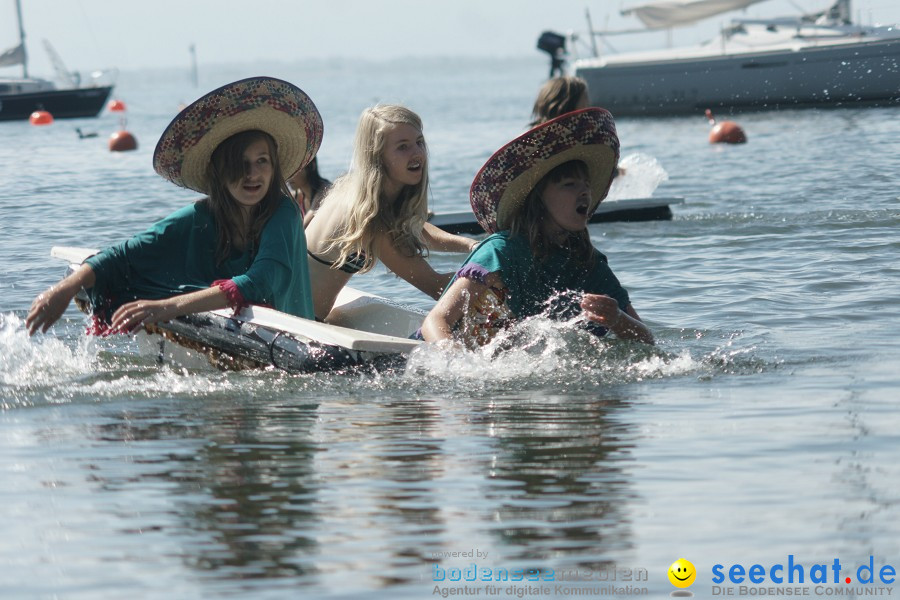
153;76;323;193
470;107;619;234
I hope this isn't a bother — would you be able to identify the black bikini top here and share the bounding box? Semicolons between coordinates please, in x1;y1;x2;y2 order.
307;249;367;274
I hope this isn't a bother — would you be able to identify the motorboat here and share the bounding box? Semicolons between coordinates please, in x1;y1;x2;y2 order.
52;247;424;374
541;0;900;116
1;0;113;121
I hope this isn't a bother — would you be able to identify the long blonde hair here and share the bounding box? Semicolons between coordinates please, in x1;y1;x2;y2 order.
320;104;429;273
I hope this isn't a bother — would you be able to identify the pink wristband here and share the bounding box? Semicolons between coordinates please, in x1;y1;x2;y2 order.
212;279;248;312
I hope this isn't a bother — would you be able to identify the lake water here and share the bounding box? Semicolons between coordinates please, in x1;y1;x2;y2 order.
2;58;900;599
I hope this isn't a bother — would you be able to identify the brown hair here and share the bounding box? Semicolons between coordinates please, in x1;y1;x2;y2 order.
203;130;292;265
530;76;589;127
508;160;594;265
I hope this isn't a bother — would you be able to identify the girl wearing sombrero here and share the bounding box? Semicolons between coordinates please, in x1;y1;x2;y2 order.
420;108;654;347
26;77;321;336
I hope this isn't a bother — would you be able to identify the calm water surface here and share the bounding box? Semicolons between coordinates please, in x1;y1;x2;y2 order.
2;58;899;599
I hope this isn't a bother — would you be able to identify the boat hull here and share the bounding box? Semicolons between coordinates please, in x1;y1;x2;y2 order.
142;312;402;374
576;37;900;116
53;245;424;374
0;85;113;121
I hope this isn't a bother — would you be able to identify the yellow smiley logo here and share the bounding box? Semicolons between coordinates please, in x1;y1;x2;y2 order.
668;558;697;588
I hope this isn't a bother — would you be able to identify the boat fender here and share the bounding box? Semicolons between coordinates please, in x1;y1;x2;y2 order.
705;109;746;144
29;110;54;126
109;117;138;152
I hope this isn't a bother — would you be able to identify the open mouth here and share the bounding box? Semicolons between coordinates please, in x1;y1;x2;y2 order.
575;203;589;216
408;160;422;172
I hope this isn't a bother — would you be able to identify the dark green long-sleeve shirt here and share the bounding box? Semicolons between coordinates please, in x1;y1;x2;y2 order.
84;196;314;322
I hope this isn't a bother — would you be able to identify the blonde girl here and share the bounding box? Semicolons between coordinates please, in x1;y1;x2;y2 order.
305;104;476;320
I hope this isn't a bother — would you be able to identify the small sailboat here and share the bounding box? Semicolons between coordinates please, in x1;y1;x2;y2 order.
0;0;114;122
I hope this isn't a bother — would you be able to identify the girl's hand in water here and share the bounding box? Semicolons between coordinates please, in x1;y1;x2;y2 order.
110;298;179;333
581;295;655;345
26;285;74;335
25;264;97;336
580;293;622;328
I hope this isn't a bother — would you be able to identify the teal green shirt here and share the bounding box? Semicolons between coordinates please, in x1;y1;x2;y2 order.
84;196;314;321
451;231;631;319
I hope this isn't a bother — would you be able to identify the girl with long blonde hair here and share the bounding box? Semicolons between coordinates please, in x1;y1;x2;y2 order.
305;104;476;320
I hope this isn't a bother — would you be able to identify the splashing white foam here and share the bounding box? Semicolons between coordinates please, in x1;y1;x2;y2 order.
1;313;300;405
2;312;771;404
403;314;682;389
625;349;699;379
406;317;572;381
607;153;669;200
77;368;242;398
0;313;97;387
403;296;774;390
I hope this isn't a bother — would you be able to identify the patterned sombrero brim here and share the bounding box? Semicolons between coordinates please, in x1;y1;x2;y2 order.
153;76;323;193
470;108;620;234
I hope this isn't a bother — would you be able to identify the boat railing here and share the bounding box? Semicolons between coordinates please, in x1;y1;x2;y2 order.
724;18;877;42
731;18;864;31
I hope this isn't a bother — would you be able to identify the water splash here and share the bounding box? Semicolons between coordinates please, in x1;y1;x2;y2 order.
1;311;778;406
405;314;775;393
0;313;97;388
404;314;674;391
607;153;669;200
0;313;297;408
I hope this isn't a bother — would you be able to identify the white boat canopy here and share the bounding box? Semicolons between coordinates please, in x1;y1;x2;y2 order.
621;0;770;29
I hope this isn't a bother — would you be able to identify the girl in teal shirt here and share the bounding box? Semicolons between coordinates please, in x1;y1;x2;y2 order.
26;77;322;335
421;108;654;347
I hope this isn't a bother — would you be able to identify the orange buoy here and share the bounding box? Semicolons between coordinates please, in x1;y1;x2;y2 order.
705;109;746;144
29;110;54;125
109;117;137;153
108;99;127;112
110;117;138;152
109;130;137;151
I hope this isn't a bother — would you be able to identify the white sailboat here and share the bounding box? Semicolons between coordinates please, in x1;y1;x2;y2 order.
542;0;900;116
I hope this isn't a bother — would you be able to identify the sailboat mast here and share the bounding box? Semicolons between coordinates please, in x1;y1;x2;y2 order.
14;0;28;77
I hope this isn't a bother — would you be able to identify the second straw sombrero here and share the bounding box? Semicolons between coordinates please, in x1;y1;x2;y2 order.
153;76;323;193
470;107;619;234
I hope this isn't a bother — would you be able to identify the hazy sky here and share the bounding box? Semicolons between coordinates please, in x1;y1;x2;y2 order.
4;0;900;76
